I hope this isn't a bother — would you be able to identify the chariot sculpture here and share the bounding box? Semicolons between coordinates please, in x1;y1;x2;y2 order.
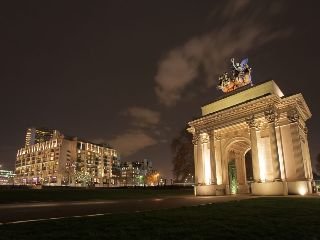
217;58;252;93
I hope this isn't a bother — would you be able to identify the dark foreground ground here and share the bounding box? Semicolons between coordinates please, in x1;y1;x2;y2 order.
0;186;193;203
1;197;320;240
0;194;252;223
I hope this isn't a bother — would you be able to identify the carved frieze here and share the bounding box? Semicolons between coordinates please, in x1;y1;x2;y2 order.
200;126;214;135
189;95;279;129
189;92;311;133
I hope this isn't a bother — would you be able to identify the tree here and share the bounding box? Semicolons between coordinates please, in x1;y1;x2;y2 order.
74;171;91;187
171;128;194;182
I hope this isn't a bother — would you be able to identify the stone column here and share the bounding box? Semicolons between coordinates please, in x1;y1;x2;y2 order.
265;108;281;180
215;134;223;185
287;109;305;179
245;115;260;182
200;133;210;185
192;132;199;184
197;135;204;185
209;131;217;184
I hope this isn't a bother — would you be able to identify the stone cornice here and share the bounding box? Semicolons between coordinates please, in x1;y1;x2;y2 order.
279;93;312;121
189;92;312;132
189;94;281;130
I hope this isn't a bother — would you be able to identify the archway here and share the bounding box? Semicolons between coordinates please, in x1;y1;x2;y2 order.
228;159;237;194
224;138;251;194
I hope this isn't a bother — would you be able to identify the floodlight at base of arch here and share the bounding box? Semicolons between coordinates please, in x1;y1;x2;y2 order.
298;188;307;196
287;181;310;195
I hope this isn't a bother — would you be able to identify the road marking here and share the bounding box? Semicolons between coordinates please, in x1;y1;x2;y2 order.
0;200;116;209
85;213;105;217
152;198;164;201
3;218;49;224
1;212;112;225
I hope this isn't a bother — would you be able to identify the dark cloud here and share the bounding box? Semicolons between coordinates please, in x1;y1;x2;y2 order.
109;130;157;157
123;107;161;128
97;107;162;157
154;0;289;106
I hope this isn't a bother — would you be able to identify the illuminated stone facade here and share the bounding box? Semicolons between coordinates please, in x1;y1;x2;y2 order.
188;80;313;196
15;129;118;186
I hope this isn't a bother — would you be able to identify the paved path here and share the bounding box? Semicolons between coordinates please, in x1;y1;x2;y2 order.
0;195;254;224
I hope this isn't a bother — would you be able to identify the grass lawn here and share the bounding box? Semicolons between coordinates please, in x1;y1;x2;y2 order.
1;197;319;240
0;187;193;203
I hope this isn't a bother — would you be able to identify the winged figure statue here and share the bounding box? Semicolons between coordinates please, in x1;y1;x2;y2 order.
217;58;252;93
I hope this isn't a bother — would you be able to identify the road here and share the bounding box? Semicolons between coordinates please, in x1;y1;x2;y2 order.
0;194;254;224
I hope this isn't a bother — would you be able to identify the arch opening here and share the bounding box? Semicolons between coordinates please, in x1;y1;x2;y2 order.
225;139;252;194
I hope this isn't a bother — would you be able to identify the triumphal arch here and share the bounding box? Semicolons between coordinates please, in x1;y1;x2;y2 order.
188;58;313;196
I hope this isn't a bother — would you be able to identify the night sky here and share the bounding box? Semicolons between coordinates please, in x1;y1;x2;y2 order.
1;1;320;178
